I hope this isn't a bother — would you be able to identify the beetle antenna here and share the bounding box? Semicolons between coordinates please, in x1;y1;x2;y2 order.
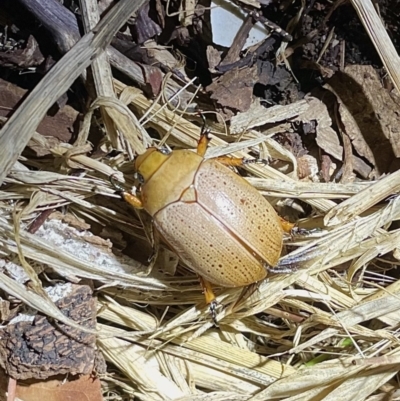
266;265;298;274
242;158;270;166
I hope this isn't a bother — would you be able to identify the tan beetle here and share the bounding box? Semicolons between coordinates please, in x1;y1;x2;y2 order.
118;126;287;313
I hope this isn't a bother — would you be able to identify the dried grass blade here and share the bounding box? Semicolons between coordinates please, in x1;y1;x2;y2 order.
0;0;147;184
324;170;400;226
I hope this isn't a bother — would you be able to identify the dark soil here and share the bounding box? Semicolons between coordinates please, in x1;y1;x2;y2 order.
0;0;394;102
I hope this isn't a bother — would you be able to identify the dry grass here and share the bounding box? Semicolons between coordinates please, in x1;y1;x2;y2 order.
0;0;400;400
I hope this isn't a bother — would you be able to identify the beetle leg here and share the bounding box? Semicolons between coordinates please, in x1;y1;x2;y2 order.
279;217;296;233
137;245;159;276
279;218;319;236
198;276;219;324
198;276;216;304
197;129;211;157
197;113;212;157
209;300;218;326
266;264;297;274
137;228;159;276
110;174;144;209
111;174;160;277
148;248;157;264
242;158;270;165
134;210;161;276
121;192;144;209
214;156;269;167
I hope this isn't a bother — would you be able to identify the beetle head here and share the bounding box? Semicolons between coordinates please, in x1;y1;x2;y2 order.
134;147;170;182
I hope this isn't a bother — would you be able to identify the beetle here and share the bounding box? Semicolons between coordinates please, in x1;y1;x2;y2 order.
118;127;286;314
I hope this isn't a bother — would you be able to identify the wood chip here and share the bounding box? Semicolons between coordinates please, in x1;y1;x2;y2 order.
207;65;258;119
230;98;309;134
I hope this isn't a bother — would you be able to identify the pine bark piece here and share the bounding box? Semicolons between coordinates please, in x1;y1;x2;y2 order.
0;284;97;380
0;78;78;145
0;35;44;69
207;65;258;119
133;2;162;44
